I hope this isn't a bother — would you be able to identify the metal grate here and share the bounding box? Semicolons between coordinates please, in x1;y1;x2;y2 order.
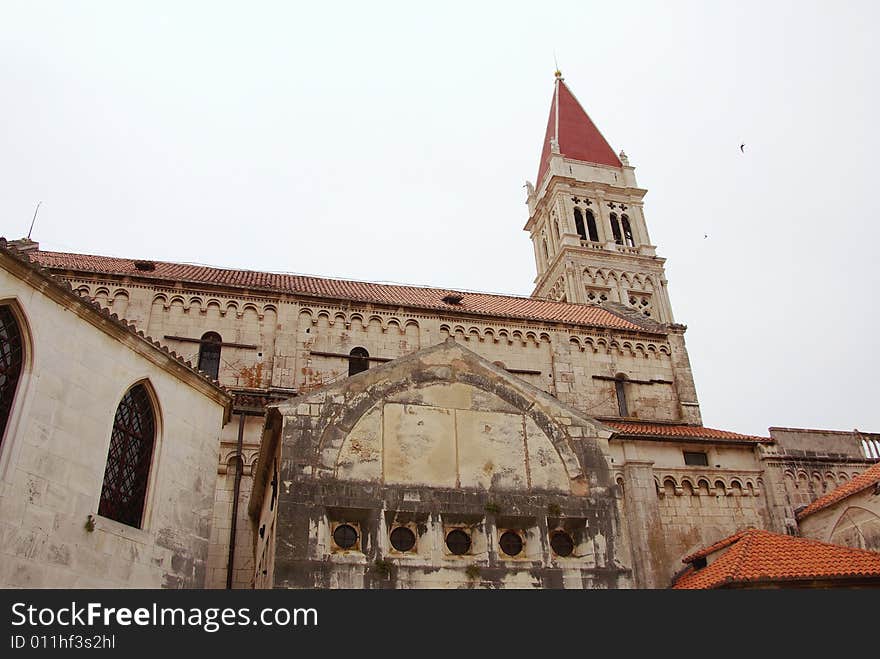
498;531;523;557
550;530;575;557
445;529;471;555
390;527;416;552
98;384;156;528
0;306;24;446
333;524;359;550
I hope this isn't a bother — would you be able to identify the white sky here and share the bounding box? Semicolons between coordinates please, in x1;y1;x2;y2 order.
2;1;878;437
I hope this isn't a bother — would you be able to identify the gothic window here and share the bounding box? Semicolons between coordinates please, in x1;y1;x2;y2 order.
585;287;610;304
585;209;599;242
609;213;623;245
627;292;653;317
614;374;629;417
542;238;550;263
98;383;156;528
197;332;222;380
573;208;588;241
348;347;369;376
621;214;635;247
0;306;24;447
554;219;560;240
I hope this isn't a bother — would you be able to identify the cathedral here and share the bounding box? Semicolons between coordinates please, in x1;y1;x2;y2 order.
1;73;878;589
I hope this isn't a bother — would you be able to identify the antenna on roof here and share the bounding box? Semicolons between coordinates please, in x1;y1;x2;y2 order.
27;201;42;240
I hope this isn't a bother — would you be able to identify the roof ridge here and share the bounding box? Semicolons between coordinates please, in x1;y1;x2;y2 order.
31;248;654;334
0;239;231;398
797;460;880;520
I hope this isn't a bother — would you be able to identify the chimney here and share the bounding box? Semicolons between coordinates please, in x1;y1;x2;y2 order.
6;237;40;253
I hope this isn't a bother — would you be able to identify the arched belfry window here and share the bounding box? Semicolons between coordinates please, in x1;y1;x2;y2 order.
0;305;25;447
573;208;588;241
621;214;635;247
542;238;550;263
99;383;156;528
614;373;629;417
197;332;222;380
585;210;599;242
349;347;369;376
609;213;623;245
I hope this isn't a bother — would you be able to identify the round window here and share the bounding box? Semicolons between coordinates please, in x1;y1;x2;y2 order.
445;529;471;555
390;526;416;552
499;530;523;557
550;530;574;557
333;524;358;550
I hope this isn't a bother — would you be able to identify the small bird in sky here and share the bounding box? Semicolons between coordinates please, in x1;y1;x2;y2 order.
740;143;746;153
704;233;708;239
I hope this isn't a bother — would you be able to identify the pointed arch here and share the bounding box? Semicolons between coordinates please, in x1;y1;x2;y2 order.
609;213;623;245
0;301;31;457
573;208;587;241
584;209;599;242
621;214;635;247
99;381;159;528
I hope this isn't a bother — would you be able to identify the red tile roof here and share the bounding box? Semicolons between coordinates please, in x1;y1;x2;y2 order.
796;461;880;520
536;78;622;187
673;528;880;589
30;250;648;332
0;240;231;400
606;421;770;443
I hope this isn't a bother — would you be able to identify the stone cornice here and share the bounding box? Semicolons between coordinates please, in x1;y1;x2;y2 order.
0;241;232;416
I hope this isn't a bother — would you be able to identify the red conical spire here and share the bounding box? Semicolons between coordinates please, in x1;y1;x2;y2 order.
535;74;622;187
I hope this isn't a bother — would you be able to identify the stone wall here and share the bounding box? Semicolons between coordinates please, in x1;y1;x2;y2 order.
0;264;228;588
64;277;699;427
798;484;880;552
252;341;633;589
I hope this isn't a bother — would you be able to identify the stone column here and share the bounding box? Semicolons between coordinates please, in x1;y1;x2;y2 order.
621;460;665;588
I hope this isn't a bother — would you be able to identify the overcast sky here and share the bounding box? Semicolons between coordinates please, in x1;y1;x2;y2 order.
2;2;878;437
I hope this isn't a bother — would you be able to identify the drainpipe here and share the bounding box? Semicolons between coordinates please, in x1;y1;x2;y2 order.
226;411;246;590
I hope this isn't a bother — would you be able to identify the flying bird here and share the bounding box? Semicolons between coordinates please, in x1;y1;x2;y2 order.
704;233;708;239
740;143;745;153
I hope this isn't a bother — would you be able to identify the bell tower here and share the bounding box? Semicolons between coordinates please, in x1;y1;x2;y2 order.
524;72;674;323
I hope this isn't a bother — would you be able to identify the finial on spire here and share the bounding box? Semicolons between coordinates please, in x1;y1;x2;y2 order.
553;53;563;80
554;69;562;79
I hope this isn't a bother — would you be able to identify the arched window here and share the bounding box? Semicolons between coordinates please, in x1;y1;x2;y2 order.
621;214;635;247
542;238;550;263
197;332;222;380
609;213;623;245
614;373;629;417
99;383;156;528
585;210;599;242
0;305;25;447
573;208;587;241
348;347;369;376
554;219;560;240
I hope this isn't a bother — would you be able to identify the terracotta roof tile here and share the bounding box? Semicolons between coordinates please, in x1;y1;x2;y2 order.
681;529;752;563
0;240;230;399
797;461;880;520
672;528;880;589
606;421;770;443
31;250;648;333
